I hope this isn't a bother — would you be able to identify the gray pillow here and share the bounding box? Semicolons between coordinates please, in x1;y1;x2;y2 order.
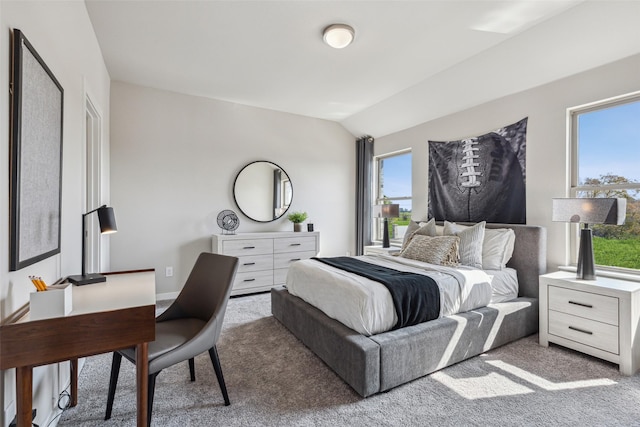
400;235;460;266
401;218;436;251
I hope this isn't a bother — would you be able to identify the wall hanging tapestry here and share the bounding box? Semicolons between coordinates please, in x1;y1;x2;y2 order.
9;29;64;270
428;117;527;224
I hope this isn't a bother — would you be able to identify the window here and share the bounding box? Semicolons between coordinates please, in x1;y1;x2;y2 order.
374;150;412;244
570;93;640;272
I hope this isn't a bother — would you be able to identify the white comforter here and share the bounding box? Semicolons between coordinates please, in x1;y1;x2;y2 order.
286;254;494;336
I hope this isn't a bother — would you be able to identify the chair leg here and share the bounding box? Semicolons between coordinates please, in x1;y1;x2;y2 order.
104;352;122;420
208;346;230;406
147;372;159;427
188;357;195;381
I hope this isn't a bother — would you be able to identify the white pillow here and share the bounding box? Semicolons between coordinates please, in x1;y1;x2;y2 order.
482;228;516;270
443;221;486;269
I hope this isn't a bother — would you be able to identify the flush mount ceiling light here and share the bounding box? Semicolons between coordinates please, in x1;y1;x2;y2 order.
323;24;355;49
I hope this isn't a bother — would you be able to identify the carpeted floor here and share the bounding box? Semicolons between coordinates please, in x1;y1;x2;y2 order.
58;293;640;426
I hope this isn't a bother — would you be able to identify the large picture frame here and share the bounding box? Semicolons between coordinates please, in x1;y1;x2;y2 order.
9;29;64;271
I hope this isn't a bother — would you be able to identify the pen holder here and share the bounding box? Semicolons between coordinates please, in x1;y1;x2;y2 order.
29;283;73;320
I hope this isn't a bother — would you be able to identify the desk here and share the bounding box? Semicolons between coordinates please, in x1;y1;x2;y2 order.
0;270;156;427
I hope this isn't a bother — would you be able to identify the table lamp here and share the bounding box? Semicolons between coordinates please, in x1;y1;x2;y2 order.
552;198;626;280
374;204;400;248
68;205;117;285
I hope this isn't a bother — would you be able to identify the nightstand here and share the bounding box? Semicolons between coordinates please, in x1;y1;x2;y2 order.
363;245;401;256
539;271;640;375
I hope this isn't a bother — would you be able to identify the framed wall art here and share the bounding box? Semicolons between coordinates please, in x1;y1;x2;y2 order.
9;29;64;270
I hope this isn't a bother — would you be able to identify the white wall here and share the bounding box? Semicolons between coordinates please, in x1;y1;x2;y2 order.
375;53;640;273
0;2;111;426
109;82;355;296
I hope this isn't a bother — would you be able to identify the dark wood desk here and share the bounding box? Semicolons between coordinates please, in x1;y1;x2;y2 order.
0;270;156;427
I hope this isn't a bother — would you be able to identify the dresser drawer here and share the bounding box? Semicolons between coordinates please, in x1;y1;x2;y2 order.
222;239;273;256
236;254;273;273
548;310;619;354
274;250;317;269
274;268;288;285
549;286;619;326
274;237;317;253
233;270;273;291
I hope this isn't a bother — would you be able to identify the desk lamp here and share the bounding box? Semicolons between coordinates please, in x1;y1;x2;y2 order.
552;198;626;280
68;205;117;285
374;204;400;248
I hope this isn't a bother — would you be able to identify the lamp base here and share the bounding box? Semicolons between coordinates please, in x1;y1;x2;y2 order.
382;218;390;248
67;273;107;286
577;227;596;280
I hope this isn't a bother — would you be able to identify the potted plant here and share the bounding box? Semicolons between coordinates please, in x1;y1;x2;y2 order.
287;211;308;232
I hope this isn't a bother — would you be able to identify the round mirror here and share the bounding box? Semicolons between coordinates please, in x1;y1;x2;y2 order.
233;161;293;222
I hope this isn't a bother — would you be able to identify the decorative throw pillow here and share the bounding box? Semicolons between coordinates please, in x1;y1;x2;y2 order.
482;228;516;270
443;221;486;269
401;218;436;251
400;235;460;266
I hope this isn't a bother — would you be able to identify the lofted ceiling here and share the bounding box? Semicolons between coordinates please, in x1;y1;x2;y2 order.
85;0;640;138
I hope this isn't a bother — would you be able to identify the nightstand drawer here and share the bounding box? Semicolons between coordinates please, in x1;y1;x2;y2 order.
549;286;619;326
548;310;619;354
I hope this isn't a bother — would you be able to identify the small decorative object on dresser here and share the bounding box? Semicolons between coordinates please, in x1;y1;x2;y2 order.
212;231;319;296
216;209;240;234
287;211;308;232
363;245;401;256
539;271;640;375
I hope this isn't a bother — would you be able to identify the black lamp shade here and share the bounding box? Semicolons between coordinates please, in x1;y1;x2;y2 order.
97;206;117;234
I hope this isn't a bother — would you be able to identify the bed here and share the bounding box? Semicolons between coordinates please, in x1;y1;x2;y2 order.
271;222;546;397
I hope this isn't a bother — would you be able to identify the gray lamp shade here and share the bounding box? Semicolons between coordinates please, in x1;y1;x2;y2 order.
97;206;117;234
552;198;626;225
373;204;400;218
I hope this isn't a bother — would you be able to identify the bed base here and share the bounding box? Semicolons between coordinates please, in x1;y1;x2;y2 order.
272;286;538;397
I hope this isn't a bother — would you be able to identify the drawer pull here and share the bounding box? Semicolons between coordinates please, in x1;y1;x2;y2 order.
243;246;256;250
568;326;593;335
290;258;301;262
243;278;256;282
290;243;301;246
569;300;593;308
243;262;256;266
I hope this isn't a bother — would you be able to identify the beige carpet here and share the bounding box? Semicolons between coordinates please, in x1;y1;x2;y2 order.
58;293;640;426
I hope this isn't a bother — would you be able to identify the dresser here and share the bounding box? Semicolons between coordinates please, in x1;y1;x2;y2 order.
539;271;640;375
212;231;320;296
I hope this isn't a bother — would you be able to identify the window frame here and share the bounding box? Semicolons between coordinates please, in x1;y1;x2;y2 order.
373;149;412;245
568;91;640;276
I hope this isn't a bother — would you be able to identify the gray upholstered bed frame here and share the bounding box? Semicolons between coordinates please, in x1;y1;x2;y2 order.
271;223;546;397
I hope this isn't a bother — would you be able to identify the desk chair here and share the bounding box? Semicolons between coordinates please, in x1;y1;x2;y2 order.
104;252;239;426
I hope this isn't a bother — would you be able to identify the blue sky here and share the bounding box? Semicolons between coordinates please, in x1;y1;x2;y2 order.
380;153;412;211
578;99;640;184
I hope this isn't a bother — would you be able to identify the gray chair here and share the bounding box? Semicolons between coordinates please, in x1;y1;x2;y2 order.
104;252;239;426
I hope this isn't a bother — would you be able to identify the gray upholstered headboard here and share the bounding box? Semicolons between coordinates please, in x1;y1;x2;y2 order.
490;223;546;299
438;222;547;299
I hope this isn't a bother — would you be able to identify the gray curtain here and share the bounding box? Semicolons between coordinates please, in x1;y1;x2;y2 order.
355;135;374;255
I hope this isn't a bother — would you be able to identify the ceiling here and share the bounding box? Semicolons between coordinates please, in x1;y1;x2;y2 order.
85;0;640;138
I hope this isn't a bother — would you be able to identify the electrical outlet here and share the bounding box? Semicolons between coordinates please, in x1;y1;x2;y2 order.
165;266;173;277
346;251;351;256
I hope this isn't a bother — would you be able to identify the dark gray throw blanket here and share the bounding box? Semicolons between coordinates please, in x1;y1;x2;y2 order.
312;257;441;330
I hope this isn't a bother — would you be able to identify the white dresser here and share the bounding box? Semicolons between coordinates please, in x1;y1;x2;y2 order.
212;231;320;296
539;271;640;375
